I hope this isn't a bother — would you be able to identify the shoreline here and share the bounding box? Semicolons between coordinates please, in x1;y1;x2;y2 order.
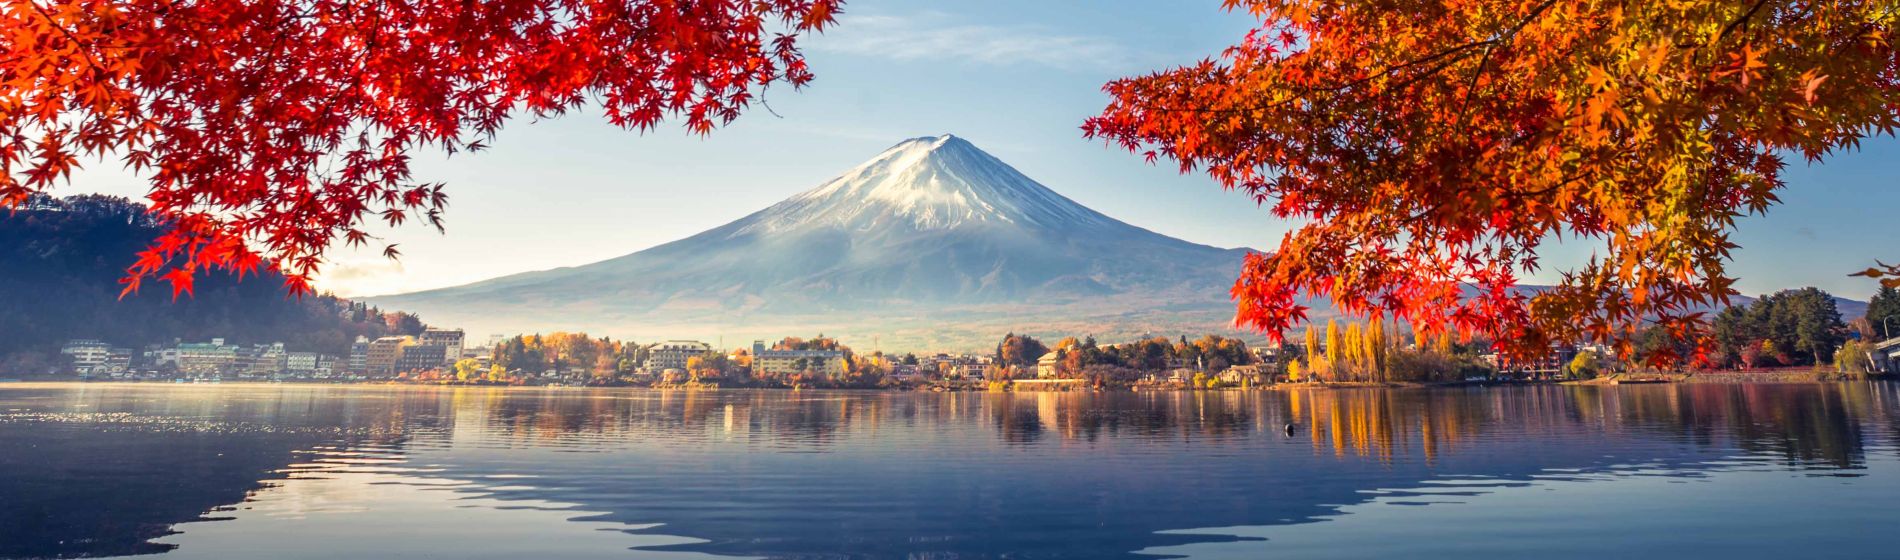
0;374;1886;392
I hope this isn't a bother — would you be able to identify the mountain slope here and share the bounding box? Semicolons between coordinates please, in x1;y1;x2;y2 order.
369;135;1258;348
0;195;427;371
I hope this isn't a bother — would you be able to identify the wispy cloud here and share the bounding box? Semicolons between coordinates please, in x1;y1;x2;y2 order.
813;13;1137;70
314;257;407;298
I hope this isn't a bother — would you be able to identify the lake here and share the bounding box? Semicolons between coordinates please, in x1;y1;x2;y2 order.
1;382;1896;559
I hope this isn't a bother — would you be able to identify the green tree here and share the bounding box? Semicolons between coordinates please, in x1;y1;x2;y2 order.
1868;286;1900;340
1835;340;1872;374
1781;288;1846;366
1634;327;1695;370
1710;305;1757;369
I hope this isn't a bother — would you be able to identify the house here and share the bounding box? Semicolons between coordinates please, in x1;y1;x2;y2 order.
1219;364;1263;385
1036;350;1060;378
1252;344;1291;364
1141;369;1187;384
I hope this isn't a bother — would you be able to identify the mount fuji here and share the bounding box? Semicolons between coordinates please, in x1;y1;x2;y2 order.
366;135;1263;350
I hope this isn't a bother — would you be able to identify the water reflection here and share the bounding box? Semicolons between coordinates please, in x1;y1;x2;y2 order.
149;445;735;560
0;383;1895;559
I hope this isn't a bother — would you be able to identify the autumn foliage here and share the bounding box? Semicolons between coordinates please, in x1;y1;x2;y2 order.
1086;0;1899;363
1;0;839;298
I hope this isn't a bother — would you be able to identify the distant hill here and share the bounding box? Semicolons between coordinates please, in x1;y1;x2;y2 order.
0;195;424;371
368;135;1270;350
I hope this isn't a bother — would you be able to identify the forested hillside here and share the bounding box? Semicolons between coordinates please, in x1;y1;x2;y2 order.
0;195;424;371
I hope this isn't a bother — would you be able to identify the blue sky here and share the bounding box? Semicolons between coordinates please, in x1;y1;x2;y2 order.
68;0;1899;301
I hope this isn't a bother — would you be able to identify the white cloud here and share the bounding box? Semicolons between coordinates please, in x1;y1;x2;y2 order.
812;13;1135;69
313;257;407;298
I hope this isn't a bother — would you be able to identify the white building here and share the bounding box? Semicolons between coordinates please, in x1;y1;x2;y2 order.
1036;350;1060;378
176;339;238;377
750;340;846;378
645;340;712;371
285;352;322;375
60;340;112;375
1873;337;1900;374
349;336;370;374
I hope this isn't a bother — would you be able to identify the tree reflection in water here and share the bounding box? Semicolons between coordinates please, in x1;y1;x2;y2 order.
0;382;1894;559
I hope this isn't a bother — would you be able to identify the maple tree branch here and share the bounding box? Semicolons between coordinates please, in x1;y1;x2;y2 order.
1717;0;1774;44
1136;40;1496;117
25;1;109;78
1403;178;1572;225
1451;0;1562;134
1148;0;1561;119
1312;0;1560;97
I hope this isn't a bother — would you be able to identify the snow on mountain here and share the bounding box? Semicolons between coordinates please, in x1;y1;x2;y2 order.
748;134;1117;233
366;134;1261;350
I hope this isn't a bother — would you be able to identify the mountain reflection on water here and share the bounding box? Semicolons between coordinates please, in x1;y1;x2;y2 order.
0;383;1896;559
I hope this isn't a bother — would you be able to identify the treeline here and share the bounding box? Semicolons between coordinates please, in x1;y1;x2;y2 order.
0;194;427;372
1866;286;1900;340
748;335;893;388
1695;286;1898;373
770;336;846;352
1705;288;1846;368
1285;317;1492;383
996;333;1258;381
488;333;644;378
470;333;899;388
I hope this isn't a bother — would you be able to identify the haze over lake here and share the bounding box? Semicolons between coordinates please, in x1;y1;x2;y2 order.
2;383;1896;559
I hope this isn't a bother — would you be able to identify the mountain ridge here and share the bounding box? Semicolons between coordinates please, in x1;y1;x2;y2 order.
368;135;1262;349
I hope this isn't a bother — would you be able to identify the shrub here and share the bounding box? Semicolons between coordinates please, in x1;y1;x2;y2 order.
1835;340;1871;374
1566;352;1601;379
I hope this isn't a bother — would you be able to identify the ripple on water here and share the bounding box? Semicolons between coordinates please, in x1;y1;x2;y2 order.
0;383;1895;559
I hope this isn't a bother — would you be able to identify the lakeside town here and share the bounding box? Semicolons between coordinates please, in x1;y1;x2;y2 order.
40;286;1900;390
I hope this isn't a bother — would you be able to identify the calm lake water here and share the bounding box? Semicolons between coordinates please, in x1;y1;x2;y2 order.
1;382;1897;559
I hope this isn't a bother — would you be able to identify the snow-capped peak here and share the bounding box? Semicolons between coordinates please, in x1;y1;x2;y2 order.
742;134;1114;234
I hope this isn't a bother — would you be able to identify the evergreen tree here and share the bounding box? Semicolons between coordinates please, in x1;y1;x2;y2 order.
1868;286;1900;340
